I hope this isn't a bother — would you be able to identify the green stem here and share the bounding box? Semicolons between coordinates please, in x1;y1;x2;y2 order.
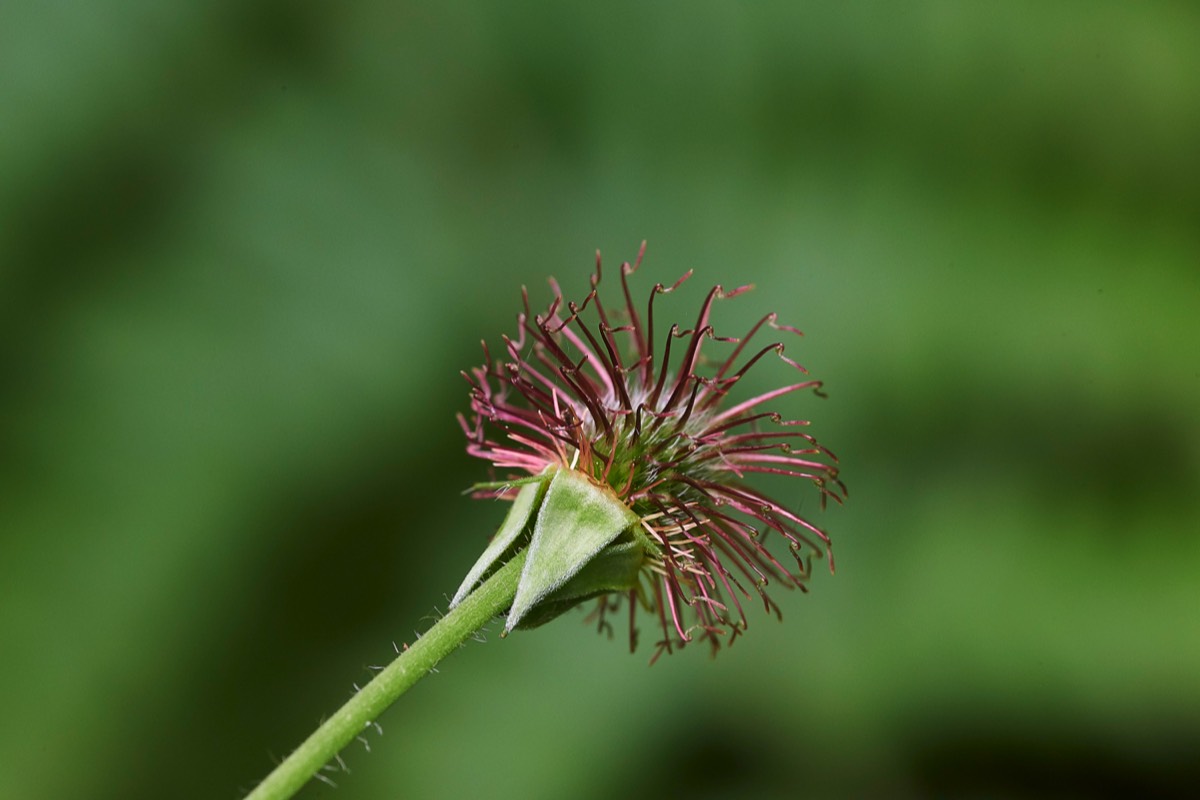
244;550;527;800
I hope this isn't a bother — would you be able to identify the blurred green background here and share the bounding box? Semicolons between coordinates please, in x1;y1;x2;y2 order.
3;2;1198;798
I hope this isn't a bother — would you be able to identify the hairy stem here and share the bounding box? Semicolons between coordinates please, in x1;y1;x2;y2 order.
243;550;527;800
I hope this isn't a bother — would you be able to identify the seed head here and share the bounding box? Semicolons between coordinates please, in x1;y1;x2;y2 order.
459;243;846;659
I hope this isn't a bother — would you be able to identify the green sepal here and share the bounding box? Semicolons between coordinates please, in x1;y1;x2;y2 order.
450;472;551;608
506;468;640;631
514;538;645;629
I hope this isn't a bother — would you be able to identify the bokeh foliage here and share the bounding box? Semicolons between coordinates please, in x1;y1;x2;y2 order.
2;2;1197;797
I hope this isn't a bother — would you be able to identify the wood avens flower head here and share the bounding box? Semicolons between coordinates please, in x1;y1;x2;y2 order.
242;244;848;800
455;243;846;659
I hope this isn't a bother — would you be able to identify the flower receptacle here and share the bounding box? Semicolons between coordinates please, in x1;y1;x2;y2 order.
452;467;645;632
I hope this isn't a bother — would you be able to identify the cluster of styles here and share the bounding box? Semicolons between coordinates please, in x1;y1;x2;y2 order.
459;244;845;660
